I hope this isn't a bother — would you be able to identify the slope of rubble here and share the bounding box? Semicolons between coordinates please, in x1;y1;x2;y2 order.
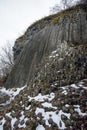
0;79;87;130
1;4;87;130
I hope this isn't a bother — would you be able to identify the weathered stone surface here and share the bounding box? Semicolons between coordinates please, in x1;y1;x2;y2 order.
5;5;87;88
0;91;10;104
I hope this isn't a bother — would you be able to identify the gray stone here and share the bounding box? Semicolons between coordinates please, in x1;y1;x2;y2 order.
0;91;10;104
5;5;87;88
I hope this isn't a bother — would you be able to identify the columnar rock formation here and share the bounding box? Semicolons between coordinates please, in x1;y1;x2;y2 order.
5;4;87;88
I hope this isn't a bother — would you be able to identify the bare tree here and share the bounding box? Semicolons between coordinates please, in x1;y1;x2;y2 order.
79;0;87;5
61;0;74;9
0;43;14;78
50;0;79;14
50;4;61;14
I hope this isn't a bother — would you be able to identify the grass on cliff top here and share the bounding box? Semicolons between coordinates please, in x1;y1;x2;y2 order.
29;4;87;28
16;35;25;43
16;4;87;43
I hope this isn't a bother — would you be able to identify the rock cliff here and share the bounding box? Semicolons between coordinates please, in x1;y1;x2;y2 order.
5;4;87;88
1;4;87;130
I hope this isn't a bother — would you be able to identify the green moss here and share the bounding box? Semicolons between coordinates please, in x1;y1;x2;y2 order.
16;35;25;43
42;82;49;88
28;4;87;27
16;4;87;43
52;17;60;24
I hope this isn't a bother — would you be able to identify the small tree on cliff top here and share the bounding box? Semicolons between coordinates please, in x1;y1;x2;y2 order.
50;0;80;14
79;0;87;4
50;0;74;14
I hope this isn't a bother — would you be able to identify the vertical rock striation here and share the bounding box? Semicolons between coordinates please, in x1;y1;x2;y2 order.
5;5;87;88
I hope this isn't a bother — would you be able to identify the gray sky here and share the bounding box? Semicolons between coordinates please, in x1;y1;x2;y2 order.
0;0;60;48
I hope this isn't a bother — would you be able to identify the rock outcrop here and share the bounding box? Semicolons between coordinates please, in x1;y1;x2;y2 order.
5;4;87;88
1;5;87;130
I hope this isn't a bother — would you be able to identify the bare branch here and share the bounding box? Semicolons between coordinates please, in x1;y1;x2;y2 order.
0;42;14;78
50;0;80;14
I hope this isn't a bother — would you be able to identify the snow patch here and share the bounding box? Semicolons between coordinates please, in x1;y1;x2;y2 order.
6;112;17;129
0;85;26;97
18;123;26;129
74;105;87;116
35;108;70;129
25;105;31;110
0;118;6;130
36;125;45;130
0;85;27;106
65;104;70;107
28;93;55;102
62;90;68;95
71;84;79;89
81;86;87;90
20;111;25;121
18;111;28;128
42;102;57;109
52;50;57;54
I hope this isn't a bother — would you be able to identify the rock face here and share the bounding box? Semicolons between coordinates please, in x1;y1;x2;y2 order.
0;91;10;105
5;5;87;88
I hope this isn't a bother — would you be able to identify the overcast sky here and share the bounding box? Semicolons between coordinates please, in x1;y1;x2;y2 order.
0;0;61;48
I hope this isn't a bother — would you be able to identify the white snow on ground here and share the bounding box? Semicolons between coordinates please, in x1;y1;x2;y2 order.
42;102;57;109
18;111;29;128
70;84;79;89
74;105;87;116
78;85;87;90
0;118;6;130
49;49;59;58
0;85;27;106
10;86;26;97
0;85;26;97
20;111;25;121
0;80;87;130
65;104;70;107
62;90;68;95
0;85;30;130
18;115;29;128
61;86;68;90
0;97;12;106
18;123;26;129
49;55;53;58
61;86;68;95
82;86;87;90
6;112;17;129
5;111;29;129
28;93;55;102
25;105;31;110
78;82;84;87
36;124;45;130
35;108;70;129
78;81;87;89
52;50;57;54
11;117;17;129
55;54;59;57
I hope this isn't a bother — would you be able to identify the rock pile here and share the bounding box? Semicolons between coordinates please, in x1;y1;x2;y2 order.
0;79;87;130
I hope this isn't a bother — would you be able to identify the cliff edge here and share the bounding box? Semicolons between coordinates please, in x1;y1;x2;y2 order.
5;4;87;88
